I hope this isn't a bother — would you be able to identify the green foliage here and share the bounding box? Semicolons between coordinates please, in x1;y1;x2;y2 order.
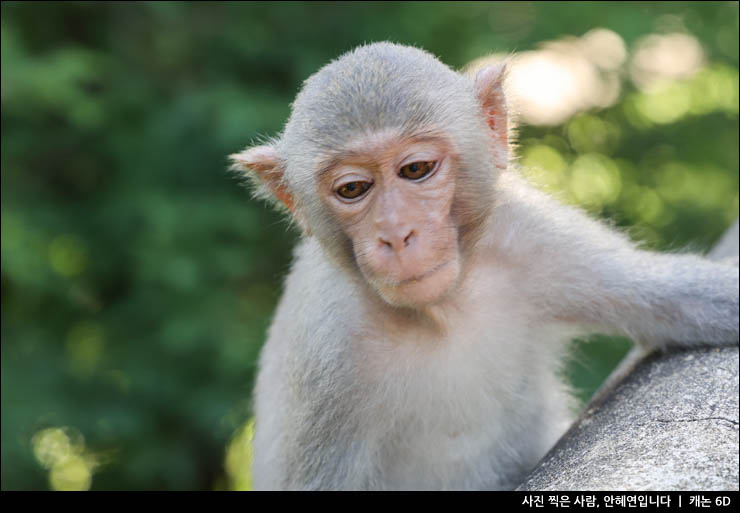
2;2;737;490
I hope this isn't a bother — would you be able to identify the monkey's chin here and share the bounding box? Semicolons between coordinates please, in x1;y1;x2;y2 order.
375;259;461;308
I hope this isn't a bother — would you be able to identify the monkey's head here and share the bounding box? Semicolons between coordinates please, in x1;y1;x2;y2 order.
231;42;508;308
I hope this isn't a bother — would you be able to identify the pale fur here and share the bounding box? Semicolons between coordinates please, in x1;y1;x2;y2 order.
234;43;740;490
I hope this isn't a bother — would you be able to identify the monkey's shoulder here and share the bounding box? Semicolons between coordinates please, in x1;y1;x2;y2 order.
263;237;367;355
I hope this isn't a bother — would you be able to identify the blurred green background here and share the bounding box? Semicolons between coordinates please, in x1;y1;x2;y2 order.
2;1;737;491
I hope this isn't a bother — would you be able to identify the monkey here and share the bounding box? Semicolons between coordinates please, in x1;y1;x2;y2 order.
229;42;739;490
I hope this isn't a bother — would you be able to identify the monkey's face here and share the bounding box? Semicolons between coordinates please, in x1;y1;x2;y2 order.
319;131;462;308
231;45;507;309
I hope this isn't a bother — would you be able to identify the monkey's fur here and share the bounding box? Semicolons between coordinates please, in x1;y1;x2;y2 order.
231;43;740;490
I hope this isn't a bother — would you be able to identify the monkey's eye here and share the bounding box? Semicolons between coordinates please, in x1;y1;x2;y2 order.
336;181;372;200
399;161;437;181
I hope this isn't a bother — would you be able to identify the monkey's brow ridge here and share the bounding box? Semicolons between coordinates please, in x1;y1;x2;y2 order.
316;133;450;177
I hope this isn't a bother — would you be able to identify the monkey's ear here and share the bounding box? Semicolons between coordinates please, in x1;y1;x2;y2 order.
474;64;508;168
229;144;296;214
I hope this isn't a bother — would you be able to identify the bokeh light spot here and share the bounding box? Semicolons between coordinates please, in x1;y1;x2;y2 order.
521;144;567;193
567;114;621;154
49;454;93;491
580;28;627;71
33;427;73;469
48;234;88;277
569;154;622;209
623;185;668;226
633;83;691;125
466;28;625;126
32;427;96;491
66;321;105;377
225;418;255;491
631;33;704;92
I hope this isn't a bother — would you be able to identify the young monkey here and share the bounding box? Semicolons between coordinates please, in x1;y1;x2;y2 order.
230;42;739;490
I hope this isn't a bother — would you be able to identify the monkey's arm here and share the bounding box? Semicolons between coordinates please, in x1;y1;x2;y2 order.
494;171;739;348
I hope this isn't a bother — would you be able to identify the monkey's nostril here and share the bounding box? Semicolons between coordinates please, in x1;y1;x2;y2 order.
379;231;414;251
403;231;414;247
379;237;393;249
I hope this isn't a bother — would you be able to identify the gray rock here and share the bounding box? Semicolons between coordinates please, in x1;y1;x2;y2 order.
518;221;739;491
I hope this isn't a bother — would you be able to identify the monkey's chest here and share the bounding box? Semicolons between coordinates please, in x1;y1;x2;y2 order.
361;305;567;489
368;328;564;489
367;347;562;490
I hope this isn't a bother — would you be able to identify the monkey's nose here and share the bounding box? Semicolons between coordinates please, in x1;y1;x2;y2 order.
379;229;415;252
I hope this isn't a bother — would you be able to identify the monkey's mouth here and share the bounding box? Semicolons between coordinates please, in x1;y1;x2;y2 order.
397;259;455;285
374;257;461;307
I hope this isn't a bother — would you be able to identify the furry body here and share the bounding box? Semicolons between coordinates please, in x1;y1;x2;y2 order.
233;43;739;490
252;170;738;490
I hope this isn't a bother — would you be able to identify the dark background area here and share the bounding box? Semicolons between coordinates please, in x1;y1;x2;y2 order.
2;1;737;490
